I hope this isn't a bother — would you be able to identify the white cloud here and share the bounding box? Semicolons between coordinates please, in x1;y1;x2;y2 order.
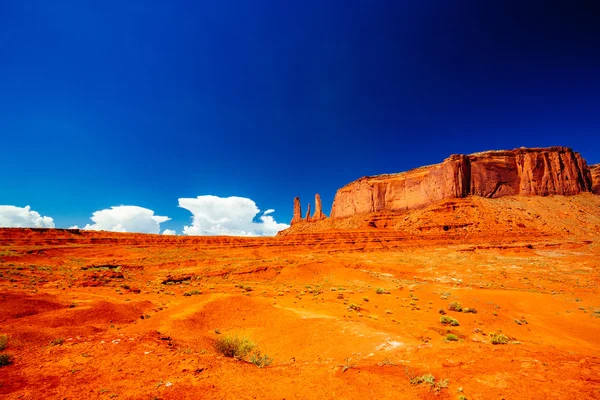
83;205;170;234
69;225;80;229
178;195;289;236
162;229;176;235
0;205;55;228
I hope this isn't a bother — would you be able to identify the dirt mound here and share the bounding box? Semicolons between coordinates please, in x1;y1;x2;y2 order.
0;293;65;321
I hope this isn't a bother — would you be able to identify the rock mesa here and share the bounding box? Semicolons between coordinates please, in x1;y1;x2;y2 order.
328;147;596;219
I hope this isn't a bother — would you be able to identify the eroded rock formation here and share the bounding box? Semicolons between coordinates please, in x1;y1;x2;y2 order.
291;197;303;225
330;147;595;219
313;194;326;221
291;194;328;225
591;164;600;195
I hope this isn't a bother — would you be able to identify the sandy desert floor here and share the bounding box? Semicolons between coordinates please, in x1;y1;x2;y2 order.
1;212;600;399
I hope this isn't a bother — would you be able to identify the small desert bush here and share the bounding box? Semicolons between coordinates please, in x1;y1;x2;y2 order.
0;334;8;351
446;333;458;341
440;316;459;326
448;302;462;312
490;332;509;345
462;308;477;314
347;303;361;311
214;335;255;359
50;337;64;346
0;353;12;367
183;290;202;296
410;373;449;392
375;288;386;294
249;351;273;368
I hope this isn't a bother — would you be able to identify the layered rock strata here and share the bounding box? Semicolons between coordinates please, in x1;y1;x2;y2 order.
330;147;595;219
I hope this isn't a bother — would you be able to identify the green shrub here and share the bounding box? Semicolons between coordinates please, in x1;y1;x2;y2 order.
0;334;8;351
50;337;64;346
410;373;449;392
214;335;255;359
440;316;459;326
490;332;509;345
347;303;361;311
0;354;12;367
183;290;202;296
249;351;273;368
446;334;458;341
376;288;386;294
448;302;462;312
462;308;477;314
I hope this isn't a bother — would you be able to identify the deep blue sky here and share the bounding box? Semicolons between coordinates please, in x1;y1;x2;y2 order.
1;0;599;231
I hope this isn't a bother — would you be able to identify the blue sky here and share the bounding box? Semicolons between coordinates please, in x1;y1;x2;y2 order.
1;1;599;234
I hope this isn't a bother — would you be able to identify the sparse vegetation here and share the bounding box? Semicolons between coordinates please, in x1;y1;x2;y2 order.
462;308;477;314
409;373;449;392
341;358;355;372
490;332;509;345
0;335;8;351
448;301;462;312
50;337;65;346
0;354;12;367
446;333;458;341
183;290;202;296
347;303;361;311
377;358;397;366
249;351;273;368
440;316;459;326
376;288;386;294
214;335;255;359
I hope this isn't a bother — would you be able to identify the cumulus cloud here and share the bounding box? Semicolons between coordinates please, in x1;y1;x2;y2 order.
162;229;176;235
178;195;289;236
0;205;55;228
83;205;170;234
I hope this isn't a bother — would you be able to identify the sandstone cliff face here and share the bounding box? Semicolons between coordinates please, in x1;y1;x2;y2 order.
330;147;594;219
591;164;600;195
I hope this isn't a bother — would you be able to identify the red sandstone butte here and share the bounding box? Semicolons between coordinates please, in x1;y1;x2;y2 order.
330;147;595;218
591;164;600;195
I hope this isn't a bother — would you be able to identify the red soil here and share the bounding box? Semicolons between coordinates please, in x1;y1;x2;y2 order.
1;194;599;399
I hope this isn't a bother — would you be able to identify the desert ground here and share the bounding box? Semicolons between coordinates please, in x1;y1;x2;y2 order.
1;195;600;399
